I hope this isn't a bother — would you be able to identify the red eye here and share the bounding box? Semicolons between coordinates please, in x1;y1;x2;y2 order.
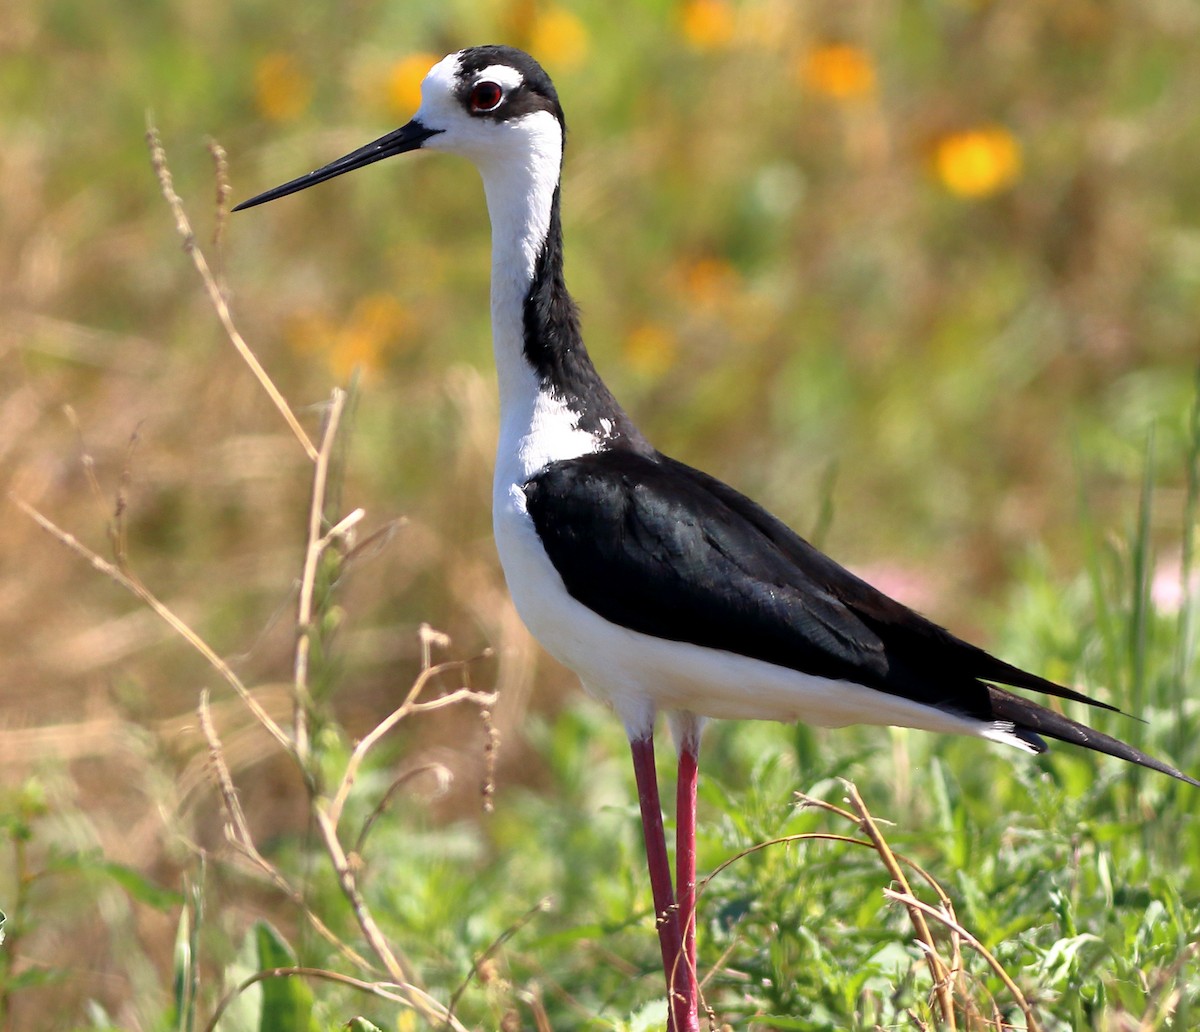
470;81;503;112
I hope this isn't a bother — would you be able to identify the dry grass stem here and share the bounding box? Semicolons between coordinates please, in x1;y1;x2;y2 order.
883;890;1043;1032
311;805;421;993
63;404;110;519
144;123;318;462
25;137;501;1031
352;762;452;858
292;386;350;764
698;787;1042;1031
446;896;553;1020
135;156;440;1001
843;781;960;1029
328;655;496;826
524;988;554;1032
207;138;230;261
197;692;374;974
108;424;140;568
480;704;500;814
10;494;294;754
199;690;253;845
18;423;483;1029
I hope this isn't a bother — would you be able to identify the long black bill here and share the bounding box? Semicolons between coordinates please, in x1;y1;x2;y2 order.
232;119;442;211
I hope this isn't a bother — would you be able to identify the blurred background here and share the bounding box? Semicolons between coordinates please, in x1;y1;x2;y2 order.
1;0;1198;1028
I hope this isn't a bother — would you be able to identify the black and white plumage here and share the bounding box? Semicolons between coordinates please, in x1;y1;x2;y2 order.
235;44;1196;1030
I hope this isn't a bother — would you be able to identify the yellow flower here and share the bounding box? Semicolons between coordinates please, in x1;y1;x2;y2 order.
623;322;679;377
932;126;1022;198
253;53;312;123
287;294;411;380
332;294;411;379
679;256;740;310
799;44;876;101
388;52;440;120
285;311;333;357
531;8;590;72
681;0;736;51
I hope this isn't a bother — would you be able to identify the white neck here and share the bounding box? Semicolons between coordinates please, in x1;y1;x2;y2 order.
474;111;561;396
473;113;605;484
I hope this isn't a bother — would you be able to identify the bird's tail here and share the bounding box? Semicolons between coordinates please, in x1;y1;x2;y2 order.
986;685;1199;787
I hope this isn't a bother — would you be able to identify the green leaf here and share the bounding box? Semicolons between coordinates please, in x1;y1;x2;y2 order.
620;999;668;1032
4;968;63;992
254;922;317;1032
99;860;184;911
255;919;298;968
172;878;203;1032
172;906;192;1027
41;851;184;911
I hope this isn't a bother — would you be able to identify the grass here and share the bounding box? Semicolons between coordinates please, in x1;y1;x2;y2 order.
2;1;1199;1029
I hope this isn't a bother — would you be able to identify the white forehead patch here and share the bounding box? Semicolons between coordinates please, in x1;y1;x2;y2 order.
420;52;461;105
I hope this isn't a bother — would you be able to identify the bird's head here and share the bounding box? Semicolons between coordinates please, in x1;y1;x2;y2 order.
234;45;565;212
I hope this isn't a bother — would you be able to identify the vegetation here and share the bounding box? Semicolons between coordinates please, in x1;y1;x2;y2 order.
1;1;1197;1029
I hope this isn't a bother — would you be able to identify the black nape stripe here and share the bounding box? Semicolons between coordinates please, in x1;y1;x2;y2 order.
521;187;650;449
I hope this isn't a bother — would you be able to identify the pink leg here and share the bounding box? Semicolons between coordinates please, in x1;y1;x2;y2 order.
676;739;700;1029
629;735;687;1032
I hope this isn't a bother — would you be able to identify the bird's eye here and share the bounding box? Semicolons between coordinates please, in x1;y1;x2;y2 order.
469;81;504;113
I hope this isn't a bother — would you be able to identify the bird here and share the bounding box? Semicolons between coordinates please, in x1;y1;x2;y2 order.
234;45;1197;1031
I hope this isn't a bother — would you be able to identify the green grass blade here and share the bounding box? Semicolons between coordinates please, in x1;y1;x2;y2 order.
254;922;318;1032
1174;363;1200;759
1128;429;1156;747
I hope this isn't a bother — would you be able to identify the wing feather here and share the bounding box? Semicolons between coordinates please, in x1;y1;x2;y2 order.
525;450;1096;720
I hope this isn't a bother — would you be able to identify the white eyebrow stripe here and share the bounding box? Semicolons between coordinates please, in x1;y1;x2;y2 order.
473;64;525;92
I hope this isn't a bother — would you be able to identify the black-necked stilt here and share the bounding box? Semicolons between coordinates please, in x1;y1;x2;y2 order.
235;45;1197;1031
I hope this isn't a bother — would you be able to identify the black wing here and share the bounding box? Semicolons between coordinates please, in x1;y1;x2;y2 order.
523;449;1197;786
